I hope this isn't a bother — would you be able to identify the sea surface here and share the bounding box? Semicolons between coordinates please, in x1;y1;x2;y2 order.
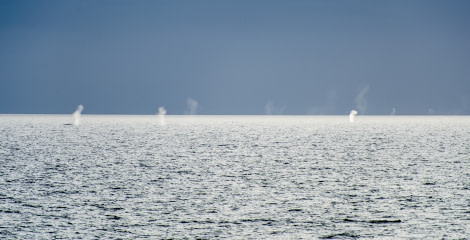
1;115;469;239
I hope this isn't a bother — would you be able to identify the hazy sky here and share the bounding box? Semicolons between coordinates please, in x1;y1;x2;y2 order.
1;0;469;115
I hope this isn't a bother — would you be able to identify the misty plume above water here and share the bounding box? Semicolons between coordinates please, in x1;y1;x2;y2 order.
157;106;167;125
73;105;84;126
348;85;368;122
186;98;199;115
349;110;358;122
264;101;286;115
355;85;369;114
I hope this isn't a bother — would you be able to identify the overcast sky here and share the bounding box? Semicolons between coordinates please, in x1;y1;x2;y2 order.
1;0;469;115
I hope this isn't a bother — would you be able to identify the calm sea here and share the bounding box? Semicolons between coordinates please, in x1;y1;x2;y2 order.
1;115;469;239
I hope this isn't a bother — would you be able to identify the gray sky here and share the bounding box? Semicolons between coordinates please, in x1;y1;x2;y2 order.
1;0;469;115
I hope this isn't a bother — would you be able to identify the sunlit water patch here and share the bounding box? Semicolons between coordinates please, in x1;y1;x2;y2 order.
1;115;469;239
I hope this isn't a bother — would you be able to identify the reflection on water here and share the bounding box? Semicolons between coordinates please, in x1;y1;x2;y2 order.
1;115;469;239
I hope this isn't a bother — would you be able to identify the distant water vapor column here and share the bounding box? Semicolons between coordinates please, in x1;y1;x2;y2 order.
157;106;167;125
355;85;369;114
186;98;199;115
349;110;358;123
73;104;84;126
264;101;274;115
264;101;285;115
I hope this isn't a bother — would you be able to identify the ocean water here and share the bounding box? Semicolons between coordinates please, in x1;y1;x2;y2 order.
1;115;469;239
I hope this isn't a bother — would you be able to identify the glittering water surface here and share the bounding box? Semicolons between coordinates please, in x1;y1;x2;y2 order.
1;115;469;239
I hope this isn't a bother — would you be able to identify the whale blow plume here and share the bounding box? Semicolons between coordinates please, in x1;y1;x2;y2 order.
157;106;167;125
73;105;84;126
349;110;358;123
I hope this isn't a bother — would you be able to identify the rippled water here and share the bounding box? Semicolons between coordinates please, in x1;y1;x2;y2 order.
1;115;469;239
